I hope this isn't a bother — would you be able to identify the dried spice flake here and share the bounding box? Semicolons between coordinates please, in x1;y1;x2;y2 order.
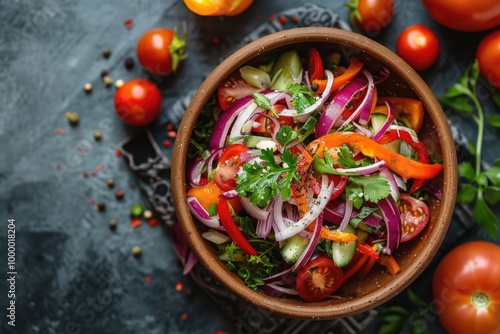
65;112;79;126
108;219;117;230
84;83;93;93
131;246;142;257
56;129;65;135
124;18;133;29
180;314;188;321
115;149;122;157
162;140;171;148
102;49;111;58
130;217;142;229
145;276;152;284
147;218;159;227
175;281;184;292
115;189;124;199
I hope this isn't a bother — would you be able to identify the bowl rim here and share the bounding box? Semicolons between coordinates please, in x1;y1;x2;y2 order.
171;27;457;319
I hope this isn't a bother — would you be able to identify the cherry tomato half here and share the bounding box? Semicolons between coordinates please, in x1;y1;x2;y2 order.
476;30;500;89
396;25;440;71
114;79;162;126
296;257;344;302
213;144;249;191
432;241;500;334
307;48;324;82
136;27;187;75
308;174;348;201
346;0;394;33
217;72;260;111
251;104;294;134
398;193;429;242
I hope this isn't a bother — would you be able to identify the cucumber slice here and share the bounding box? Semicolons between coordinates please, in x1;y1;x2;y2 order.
243;135;268;148
270;50;302;91
281;234;310;264
370;113;388;133
331;225;357;267
356;229;370;243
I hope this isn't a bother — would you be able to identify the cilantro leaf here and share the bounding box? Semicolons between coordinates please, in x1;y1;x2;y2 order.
276;125;297;146
337;144;358;168
346;175;391;209
350;206;379;228
473;196;498;237
252;92;273;113
313;154;338;175
287;83;317;114
236;148;300;207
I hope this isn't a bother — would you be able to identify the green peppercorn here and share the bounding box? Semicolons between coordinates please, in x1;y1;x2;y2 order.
108;219;117;230
132;246;142;257
65;112;79;126
93;130;102;141
130;204;144;217
106;178;115;188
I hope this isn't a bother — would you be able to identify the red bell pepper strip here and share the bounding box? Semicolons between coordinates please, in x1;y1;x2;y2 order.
342;251;369;282
357;255;378;279
356;242;380;260
378;129;431;194
217;199;258;256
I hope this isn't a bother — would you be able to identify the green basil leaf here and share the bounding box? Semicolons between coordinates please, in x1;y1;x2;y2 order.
458;162;475;180
442;83;470;99
485;186;500;205
456;183;477;204
438;96;474;113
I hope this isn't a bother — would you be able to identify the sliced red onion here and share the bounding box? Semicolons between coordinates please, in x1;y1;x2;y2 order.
206;147;224;177
240;196;269;221
209;95;254;152
316;76;367;137
260;283;298;297
202;230;230;244
323;200;382;228
335;160;387;175
263;267;293;283
372;101;395;141
221;189;239;199
389;125;419;142
353;121;373;137
337;70;374;129
379;163;400;201
291;212;322;272
378;196;401;255
187;197;220;229
188;159;207;186
274;175;334;241
338;197;353;231
256;215;273;239
280;70;334;123
182;252;198;275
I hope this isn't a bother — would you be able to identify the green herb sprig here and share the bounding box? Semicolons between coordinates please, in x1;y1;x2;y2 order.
439;60;500;238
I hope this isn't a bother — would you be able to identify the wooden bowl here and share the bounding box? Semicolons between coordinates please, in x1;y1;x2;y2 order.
171;27;457;319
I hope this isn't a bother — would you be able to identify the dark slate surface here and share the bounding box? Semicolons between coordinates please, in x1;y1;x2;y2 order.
0;1;498;334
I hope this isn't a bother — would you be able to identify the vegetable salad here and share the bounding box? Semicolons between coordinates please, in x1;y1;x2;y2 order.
186;48;442;302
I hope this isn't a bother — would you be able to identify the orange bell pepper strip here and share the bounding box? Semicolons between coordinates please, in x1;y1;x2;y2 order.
378;254;401;275
375;97;425;132
312;57;364;94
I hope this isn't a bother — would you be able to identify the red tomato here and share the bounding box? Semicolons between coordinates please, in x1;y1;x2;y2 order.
187;181;243;212
213;144;249;191
346;0;394;33
114;79;162;126
476;30;500;89
432;241;500;334
251;104;294;134
396;25;440;71
296;257;344;302
398;193;429;242
136;27;187;75
422;0;500;32
308;175;348;201
307;48;324;82
217;72;260;111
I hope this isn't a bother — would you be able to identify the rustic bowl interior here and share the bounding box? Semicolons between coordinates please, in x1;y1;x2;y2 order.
171;27;457;319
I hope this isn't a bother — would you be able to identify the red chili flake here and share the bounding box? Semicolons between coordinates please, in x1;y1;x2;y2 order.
129;183;136;189
130;217;142;229
96;164;104;172
166;123;174;131
163;140;171;148
56;129;65;135
55;163;62;170
115;189;125;199
180;314;188;321
91;172;97;177
167;130;177;138
124;18;133;29
268;13;276;22
145;276;152;284
215;331;225;334
148;218;160;227
175;281;184;292
278;15;286;25
115;149;122;157
83;172;89;178
290;16;299;23
76;146;83;153
88;198;95;205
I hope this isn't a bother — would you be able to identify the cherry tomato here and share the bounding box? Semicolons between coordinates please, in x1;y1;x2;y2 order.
114;79;162;126
396;25;440;71
432;241;500;334
296;257;344;302
214;144;249;191
346;0;394;33
398;193;429;242
187;181;243;212
307;48;324;82
476;30;500;89
308;174;348;201
217;72;260;111
251;105;294;134
136;27;187;75
422;0;500;32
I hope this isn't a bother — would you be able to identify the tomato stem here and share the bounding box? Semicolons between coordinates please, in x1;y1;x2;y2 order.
471;291;490;309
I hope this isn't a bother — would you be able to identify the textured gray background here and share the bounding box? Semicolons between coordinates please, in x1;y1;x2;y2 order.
0;1;499;333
